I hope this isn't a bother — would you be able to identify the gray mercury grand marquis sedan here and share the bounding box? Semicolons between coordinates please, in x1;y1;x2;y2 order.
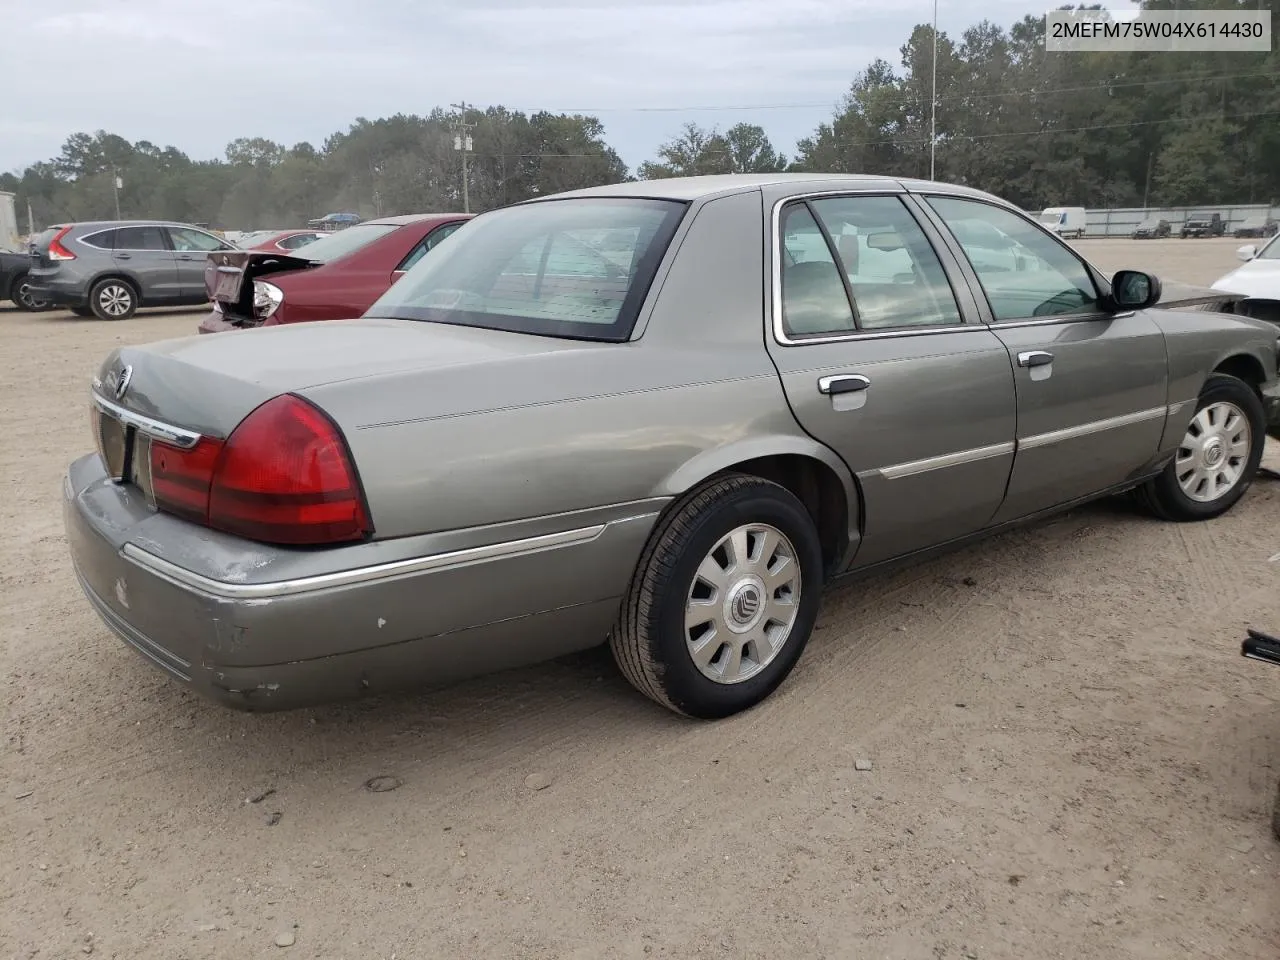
65;174;1280;719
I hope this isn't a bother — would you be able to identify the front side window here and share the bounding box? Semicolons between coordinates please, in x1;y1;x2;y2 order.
926;196;1100;321
367;198;687;342
169;227;229;252
112;226;168;251
779;195;963;337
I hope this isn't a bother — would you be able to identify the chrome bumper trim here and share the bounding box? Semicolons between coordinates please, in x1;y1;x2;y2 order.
120;518;655;601
90;389;203;450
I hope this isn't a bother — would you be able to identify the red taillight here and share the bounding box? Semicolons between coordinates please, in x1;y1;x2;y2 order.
150;437;224;524
48;226;76;261
148;395;370;546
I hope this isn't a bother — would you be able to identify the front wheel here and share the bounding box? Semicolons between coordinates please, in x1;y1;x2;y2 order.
13;275;48;311
610;474;824;719
1138;373;1265;521
89;279;137;321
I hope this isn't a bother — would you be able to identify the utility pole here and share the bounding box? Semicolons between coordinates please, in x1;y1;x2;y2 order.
450;102;475;214
112;169;122;220
929;0;938;180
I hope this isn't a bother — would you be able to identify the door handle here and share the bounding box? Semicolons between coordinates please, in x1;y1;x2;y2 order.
1017;351;1054;368
115;253;131;260
817;374;871;395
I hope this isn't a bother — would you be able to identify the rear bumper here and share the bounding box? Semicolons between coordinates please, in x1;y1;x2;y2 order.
64;454;657;711
26;274;87;307
197;309;242;334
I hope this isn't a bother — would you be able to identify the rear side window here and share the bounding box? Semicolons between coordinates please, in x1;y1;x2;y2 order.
112;226;169;251
80;230;118;250
396;222;464;272
368;198;687;342
279;233;321;250
779;195;963;337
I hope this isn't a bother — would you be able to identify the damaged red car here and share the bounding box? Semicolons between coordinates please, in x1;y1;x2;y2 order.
199;213;470;333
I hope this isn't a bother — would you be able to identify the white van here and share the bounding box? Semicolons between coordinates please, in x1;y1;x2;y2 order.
1037;206;1087;240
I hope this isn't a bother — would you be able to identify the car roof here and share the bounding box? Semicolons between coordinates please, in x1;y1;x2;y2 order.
526;173;1008;206
66;219;215;231
363;213;472;226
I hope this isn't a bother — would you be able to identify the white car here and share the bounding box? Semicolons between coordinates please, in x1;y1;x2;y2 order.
1212;233;1280;325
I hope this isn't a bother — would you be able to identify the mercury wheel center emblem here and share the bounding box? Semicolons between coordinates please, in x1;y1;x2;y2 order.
114;364;133;401
1203;439;1224;468
730;584;761;624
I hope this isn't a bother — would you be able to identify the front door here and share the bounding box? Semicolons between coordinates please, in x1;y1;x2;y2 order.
920;194;1169;523
166;226;237;299
763;189;1018;569
109;225;181;301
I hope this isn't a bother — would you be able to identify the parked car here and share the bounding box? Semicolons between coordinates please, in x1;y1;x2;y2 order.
1181;212;1225;238
198;213;470;333
1233;216;1279;239
26;220;239;320
65;173;1280;718
1132;217;1172;239
1;246;48;310
1036;206;1087;239
246;229;329;254
1211;231;1280;328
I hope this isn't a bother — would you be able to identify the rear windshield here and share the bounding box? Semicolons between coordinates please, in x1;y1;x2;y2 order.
366;197;688;341
290;222;399;262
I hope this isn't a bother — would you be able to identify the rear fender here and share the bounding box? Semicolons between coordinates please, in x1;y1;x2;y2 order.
658;434;862;568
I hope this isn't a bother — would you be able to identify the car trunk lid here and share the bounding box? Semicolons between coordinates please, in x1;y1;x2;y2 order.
205;249;316;324
93;318;595;438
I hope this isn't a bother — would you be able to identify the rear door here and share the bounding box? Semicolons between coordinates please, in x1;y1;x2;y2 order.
919;193;1169;523
763;187;1017;568
167;226;237;299
109;225;181;301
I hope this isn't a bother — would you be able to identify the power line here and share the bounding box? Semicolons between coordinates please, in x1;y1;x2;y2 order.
819;107;1280;151
530;68;1280;115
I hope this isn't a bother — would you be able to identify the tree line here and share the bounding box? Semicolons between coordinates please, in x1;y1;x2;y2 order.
3;2;1277;233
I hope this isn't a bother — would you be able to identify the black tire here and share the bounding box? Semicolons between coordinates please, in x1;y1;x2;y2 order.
609;474;824;719
89;278;138;321
1272;777;1280;843
1138;373;1265;522
12;274;48;311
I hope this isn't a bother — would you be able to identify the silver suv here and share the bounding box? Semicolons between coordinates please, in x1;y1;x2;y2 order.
27;220;238;320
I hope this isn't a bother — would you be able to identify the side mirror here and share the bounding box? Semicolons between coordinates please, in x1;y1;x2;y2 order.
1110;269;1161;310
1237;244;1257;262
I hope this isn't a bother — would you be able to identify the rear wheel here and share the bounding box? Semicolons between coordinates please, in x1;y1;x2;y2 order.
1138;374;1264;521
609;474;824;719
89;278;137;321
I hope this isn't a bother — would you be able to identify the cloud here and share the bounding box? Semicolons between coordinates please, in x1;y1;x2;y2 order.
1;0;1055;175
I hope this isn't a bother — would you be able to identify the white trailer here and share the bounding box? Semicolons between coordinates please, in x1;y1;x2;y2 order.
0;191;19;251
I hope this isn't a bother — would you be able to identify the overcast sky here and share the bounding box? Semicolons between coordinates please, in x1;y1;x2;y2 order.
4;0;1058;175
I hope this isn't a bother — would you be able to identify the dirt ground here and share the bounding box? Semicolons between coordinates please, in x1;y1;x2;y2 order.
2;237;1278;960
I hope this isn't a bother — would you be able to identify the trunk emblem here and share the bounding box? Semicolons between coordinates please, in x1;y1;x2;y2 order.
113;365;133;400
